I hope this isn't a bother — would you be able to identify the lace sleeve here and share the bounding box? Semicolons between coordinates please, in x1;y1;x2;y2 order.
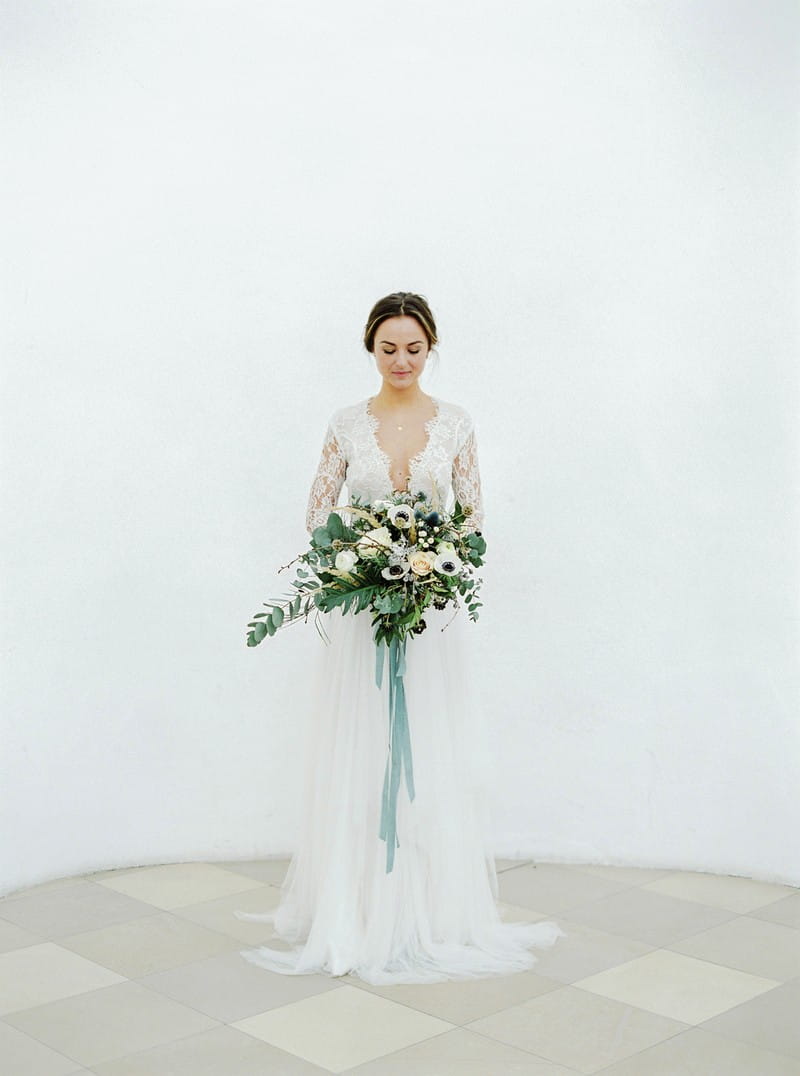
306;423;347;533
452;426;484;532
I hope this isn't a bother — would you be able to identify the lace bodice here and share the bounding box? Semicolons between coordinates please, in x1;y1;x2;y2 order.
306;396;484;533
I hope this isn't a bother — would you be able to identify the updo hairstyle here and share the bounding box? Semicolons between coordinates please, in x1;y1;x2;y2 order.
363;292;439;354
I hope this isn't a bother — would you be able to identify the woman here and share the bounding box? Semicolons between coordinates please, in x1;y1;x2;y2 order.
235;292;566;984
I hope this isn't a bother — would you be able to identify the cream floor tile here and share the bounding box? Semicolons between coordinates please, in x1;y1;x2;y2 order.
232;984;454;1073
167;883;281;943
3;980;219;1068
575;948;780;1025
88;1024;331;1075
0;1020;85;1076
342;964;560;1025
598;1025;800;1075
641;870;799;914
466;983;687;1074
564;884;735;946
0;882;156;938
0;941;125;1015
700;979;800;1060
0;916;42;953
668;914;800;982
58;911;242;978
344;1026;576;1074
138;948;341;1023
565;864;678;886
92;863;266;910
753;891;800;929
209;857;292;887
498;865;631;914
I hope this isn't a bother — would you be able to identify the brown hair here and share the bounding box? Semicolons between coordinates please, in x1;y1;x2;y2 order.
363;292;438;353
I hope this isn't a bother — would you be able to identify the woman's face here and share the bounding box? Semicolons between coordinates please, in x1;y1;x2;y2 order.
372;315;430;390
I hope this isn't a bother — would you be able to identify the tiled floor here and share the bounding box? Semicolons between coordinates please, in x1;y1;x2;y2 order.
1;859;799;1074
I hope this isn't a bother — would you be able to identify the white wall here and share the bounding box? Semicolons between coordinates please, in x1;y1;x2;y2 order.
2;0;798;897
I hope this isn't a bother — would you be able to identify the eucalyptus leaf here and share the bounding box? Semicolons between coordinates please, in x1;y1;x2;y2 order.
326;512;344;539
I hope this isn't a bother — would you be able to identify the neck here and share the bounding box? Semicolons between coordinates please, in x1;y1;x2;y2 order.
372;383;429;409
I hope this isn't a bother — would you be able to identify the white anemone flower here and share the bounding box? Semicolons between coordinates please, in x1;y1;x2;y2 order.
388;504;414;529
381;560;410;581
433;552;463;576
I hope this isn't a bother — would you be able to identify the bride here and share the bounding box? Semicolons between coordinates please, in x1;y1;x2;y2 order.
235;291;566;985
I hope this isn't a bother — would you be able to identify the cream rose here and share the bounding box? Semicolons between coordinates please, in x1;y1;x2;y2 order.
408;550;436;576
356;526;392;558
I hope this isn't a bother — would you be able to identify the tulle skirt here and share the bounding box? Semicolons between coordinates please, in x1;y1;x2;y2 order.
234;604;566;985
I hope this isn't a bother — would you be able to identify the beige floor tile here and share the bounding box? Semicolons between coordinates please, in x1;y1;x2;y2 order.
575;948;780;1024
88;1024;330;1075
0;1020;85;1076
598;1025;800;1075
495;858;533;873
502;914;655;984
343;964;559;1025
0;882;155;938
466;983;687;1073
0;941;125;1015
753;892;800;929
58;911;241;977
564;884;735;945
345;1025;576;1074
497;900;554;922
167;884;281;943
209;857;292;887
93;862;265;910
0;916;42;953
232;984;454;1072
498;864;631;914
701;979;800;1060
3;980;219;1068
139;948;342;1023
668;914;800;982
641;870;799;913
2;874;86;900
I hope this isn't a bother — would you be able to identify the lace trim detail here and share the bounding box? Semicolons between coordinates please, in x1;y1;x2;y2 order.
364;397;442;494
452;428;484;531
305;426;347;533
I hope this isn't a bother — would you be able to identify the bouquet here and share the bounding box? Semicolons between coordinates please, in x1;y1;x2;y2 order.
246;490;486;872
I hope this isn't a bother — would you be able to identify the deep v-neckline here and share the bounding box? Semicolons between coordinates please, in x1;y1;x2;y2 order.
364;396;441;494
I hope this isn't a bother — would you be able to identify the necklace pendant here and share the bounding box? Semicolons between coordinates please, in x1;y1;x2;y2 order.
397;424;403;431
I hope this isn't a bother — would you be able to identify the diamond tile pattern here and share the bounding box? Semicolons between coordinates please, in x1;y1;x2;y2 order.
0;859;796;1075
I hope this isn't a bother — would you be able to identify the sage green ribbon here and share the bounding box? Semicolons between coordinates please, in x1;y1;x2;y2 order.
375;636;415;873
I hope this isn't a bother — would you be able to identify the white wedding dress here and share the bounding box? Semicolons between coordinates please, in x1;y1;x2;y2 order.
235;396;566;984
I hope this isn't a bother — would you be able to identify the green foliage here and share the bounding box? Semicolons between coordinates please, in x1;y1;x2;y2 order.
246;493;487;649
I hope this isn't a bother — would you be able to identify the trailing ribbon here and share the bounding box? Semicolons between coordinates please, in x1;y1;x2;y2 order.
375;635;415;873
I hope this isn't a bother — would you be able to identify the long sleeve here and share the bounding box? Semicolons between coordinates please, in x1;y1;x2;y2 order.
452;426;484;532
306;423;347;533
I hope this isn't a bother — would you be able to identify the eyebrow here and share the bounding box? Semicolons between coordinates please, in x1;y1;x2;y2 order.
379;341;424;346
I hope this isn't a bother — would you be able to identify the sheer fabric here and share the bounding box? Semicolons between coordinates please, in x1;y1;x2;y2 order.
235;396;566;984
306;397;485;532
